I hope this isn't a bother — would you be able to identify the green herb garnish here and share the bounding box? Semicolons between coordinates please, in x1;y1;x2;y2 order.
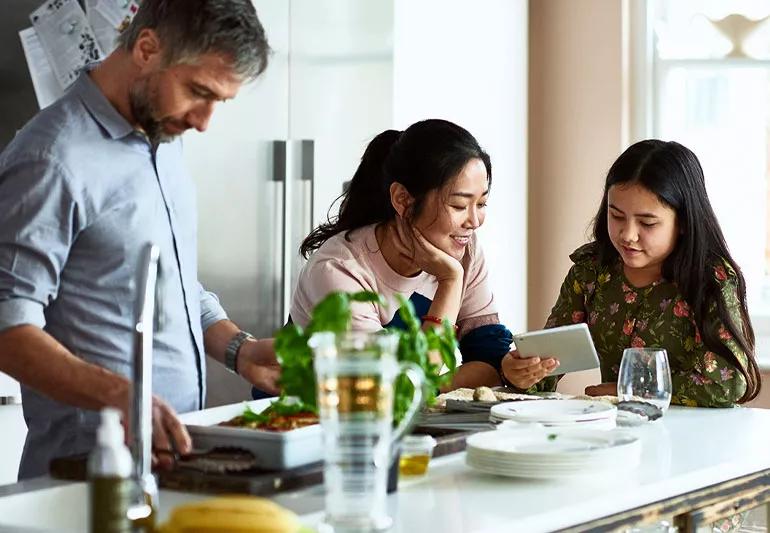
239;404;270;424
547;433;558;441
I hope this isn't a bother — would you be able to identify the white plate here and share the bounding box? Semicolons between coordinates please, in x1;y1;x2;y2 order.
466;448;634;468
465;427;640;479
489;416;616;432
490;399;616;424
180;399;323;470
467;427;636;454
465;456;637;479
466;454;633;471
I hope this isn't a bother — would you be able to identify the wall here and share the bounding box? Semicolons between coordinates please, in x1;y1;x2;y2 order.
393;0;529;332
528;0;627;393
0;0;43;150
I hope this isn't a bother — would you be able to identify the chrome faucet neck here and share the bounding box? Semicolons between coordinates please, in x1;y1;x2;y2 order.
131;243;160;516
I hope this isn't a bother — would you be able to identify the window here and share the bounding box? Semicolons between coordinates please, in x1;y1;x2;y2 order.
644;0;770;323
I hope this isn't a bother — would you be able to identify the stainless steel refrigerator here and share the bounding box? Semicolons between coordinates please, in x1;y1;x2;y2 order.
182;0;395;405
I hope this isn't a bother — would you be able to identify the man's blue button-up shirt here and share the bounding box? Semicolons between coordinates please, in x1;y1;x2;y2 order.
0;72;228;478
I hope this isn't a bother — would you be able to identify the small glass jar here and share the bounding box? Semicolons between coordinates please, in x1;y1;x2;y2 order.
398;435;437;477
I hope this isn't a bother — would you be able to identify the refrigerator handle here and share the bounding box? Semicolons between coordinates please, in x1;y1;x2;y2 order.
272;140;290;328
300;139;315;235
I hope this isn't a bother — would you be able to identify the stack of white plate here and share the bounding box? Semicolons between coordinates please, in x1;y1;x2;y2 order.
490;399;617;431
465;427;641;479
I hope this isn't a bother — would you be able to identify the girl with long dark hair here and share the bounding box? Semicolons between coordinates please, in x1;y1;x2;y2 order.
292;119;512;389
501;139;760;407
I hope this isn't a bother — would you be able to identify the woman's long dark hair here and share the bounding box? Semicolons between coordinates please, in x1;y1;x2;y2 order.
592;139;760;403
300;119;491;258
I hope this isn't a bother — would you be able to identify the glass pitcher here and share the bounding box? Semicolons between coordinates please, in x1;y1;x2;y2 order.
310;330;425;532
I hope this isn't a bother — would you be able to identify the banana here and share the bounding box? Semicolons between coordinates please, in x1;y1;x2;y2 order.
159;494;303;533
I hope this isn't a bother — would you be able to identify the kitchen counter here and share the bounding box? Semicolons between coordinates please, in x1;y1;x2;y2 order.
1;406;769;532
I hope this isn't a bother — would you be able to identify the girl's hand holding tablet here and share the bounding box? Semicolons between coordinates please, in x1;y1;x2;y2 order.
500;350;560;390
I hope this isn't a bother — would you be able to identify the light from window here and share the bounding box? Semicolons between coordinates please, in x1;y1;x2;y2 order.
651;0;770;316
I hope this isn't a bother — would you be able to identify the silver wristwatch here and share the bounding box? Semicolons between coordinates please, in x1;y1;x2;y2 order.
224;331;254;374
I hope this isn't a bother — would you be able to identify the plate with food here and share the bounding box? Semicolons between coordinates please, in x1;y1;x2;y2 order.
179;399;322;470
434;386;543;409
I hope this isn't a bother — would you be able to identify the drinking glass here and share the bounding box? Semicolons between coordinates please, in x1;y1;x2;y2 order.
310;331;425;532
617;347;673;412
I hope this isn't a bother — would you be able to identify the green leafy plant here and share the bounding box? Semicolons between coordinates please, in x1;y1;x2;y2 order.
271;291;458;423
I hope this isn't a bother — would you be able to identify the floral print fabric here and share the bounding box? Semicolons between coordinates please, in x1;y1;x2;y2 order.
535;243;749;407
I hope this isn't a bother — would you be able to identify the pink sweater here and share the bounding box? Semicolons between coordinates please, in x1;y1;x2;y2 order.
290;224;498;335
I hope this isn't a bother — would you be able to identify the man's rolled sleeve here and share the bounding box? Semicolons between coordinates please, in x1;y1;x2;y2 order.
199;283;228;331
0;298;46;331
0;156;84;333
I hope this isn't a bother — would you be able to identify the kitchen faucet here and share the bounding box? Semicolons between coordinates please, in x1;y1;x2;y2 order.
128;243;160;524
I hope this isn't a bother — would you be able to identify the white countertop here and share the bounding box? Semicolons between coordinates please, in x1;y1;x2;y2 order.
273;406;770;532
1;406;769;532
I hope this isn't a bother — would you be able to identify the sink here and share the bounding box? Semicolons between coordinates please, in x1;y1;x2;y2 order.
0;480;209;532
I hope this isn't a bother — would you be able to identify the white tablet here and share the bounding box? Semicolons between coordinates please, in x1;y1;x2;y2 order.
512;323;600;376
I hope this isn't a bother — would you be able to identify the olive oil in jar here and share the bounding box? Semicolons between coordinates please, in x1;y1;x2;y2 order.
399;453;431;476
398;435;437;476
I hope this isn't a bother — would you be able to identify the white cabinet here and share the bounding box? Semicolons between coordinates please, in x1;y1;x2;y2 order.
0;373;24;485
0;405;25;486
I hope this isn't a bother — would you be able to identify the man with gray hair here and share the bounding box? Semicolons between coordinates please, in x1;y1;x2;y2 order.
0;0;278;479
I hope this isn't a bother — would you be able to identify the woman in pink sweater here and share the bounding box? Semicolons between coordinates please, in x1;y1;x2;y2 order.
291;119;513;389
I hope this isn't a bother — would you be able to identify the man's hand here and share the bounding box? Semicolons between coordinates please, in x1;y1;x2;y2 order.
584;382;617;397
237;338;281;395
117;391;192;470
149;395;192;469
500;350;559;390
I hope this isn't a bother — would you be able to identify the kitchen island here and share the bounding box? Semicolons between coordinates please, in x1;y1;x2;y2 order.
0;406;768;532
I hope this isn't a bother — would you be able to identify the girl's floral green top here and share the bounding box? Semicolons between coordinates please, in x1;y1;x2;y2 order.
534;243;750;407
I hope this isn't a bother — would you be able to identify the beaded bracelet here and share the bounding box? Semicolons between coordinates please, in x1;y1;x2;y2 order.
421;314;459;333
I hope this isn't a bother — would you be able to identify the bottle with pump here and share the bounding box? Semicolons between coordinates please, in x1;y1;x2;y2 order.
88;407;134;533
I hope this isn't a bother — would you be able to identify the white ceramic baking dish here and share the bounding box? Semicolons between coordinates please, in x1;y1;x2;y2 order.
179;398;322;470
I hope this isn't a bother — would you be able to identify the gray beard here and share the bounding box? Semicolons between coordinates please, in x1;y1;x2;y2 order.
128;81;177;146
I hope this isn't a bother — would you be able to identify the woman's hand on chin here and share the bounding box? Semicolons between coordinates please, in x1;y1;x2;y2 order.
394;216;463;282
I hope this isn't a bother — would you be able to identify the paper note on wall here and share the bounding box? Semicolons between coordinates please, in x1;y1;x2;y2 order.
18;27;63;109
89;0;139;29
86;0;140;53
29;0;105;90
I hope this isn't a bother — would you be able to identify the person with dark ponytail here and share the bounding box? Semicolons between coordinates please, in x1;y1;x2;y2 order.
292;119;512;389
501;140;761;407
